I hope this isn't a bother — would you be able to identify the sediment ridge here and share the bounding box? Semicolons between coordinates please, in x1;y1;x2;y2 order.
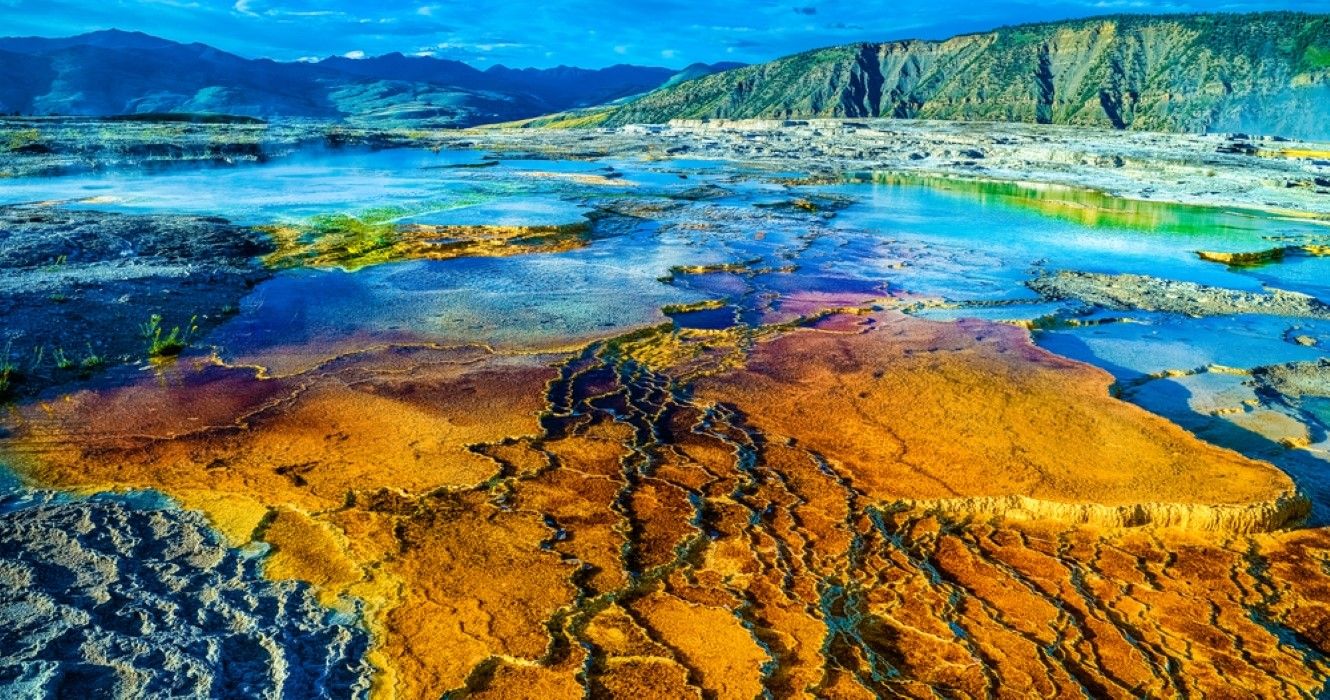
896;490;1310;534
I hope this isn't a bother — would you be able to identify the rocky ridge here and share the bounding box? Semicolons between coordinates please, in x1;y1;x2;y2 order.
606;13;1330;140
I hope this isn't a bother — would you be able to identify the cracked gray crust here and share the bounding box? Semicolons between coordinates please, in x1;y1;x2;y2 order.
0;495;372;699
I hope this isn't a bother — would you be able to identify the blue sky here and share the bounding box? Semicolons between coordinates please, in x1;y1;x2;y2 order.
1;0;1325;68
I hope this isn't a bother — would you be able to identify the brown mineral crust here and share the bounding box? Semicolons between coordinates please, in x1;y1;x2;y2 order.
463;661;586;700
509;433;632;594
628;589;769;699
764;443;854;568
693;312;1303;530
630;478;700;570
1261;528;1330;650
6;312;1330;699
915;521;1322;697
593;657;702;699
7;346;556;509
260;506;362;599
1;345;571;700
582;605;705;699
583;604;674;658
475;438;551;478
382;492;579;697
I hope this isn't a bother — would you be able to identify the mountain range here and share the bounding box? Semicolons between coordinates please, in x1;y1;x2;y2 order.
0;29;741;127
5;14;1330;139
603;12;1330;140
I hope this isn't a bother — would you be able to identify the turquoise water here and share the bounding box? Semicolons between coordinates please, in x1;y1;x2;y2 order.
0;148;624;224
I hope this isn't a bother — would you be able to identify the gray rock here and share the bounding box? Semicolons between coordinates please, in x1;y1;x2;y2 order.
0;206;273;398
1027;270;1330;320
0;494;372;699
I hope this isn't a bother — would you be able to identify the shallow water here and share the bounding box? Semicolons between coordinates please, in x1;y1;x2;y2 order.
0;148;624;223
6;146;1330;509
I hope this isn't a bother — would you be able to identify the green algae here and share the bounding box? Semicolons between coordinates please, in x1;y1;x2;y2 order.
261;201;595;271
5;128;43;152
0;342;17;398
260;199;489;270
860;171;1271;235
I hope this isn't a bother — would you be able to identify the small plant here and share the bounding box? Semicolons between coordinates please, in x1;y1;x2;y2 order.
0;342;18;397
52;347;74;371
141;314;198;358
42;255;67;274
79;344;105;376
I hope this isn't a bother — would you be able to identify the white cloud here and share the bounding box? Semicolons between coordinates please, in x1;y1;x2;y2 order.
613;45;629;54
343;50;366;59
417;5;436;16
233;0;257;16
661;49;677;59
432;41;526;52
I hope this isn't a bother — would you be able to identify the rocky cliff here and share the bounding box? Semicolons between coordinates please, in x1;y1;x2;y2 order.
606;13;1330;139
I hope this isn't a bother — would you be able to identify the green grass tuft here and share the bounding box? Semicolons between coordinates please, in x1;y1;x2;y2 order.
141;314;197;358
0;342;18;398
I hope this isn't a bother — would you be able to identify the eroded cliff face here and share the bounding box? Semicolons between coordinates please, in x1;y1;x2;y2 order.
608;13;1330;139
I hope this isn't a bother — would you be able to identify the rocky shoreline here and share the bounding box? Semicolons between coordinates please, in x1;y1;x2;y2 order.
0;117;432;178
0;205;272;398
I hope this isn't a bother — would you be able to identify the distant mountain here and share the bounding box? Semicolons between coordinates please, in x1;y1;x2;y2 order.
604;12;1330;140
482;64;679;110
656;61;747;91
0;30;740;126
0;28;179;53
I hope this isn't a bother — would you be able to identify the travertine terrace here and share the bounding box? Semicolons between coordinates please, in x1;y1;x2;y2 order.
4;309;1326;697
3;116;1330;697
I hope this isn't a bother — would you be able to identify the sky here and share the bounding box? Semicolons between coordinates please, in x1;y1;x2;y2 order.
0;0;1325;68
